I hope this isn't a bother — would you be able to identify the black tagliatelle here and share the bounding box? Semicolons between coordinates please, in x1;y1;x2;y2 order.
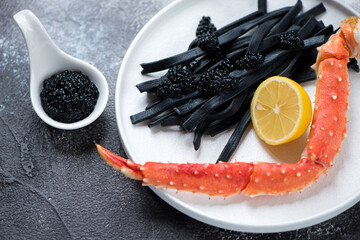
130;0;359;163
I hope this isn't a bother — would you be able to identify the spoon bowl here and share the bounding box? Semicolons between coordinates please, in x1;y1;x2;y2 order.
14;10;109;130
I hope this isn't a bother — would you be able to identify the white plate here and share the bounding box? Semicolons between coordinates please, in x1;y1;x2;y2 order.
116;0;360;233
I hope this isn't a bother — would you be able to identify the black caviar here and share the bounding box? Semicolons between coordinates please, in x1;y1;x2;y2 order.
40;70;99;123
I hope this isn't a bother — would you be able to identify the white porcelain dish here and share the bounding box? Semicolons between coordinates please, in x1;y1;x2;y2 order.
116;0;360;233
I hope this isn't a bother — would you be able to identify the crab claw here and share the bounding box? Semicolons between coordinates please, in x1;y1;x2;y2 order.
96;144;143;181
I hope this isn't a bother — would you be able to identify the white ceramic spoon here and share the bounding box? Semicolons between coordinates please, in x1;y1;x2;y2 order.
13;10;109;130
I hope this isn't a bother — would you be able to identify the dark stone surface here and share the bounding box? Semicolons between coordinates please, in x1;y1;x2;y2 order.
0;0;359;239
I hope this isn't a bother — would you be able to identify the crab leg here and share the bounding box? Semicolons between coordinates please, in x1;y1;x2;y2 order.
243;159;325;196
97;144;253;197
307;57;349;169
245;21;353;195
97;17;358;197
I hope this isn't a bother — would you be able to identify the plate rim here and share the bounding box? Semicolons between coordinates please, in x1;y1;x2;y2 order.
115;0;360;233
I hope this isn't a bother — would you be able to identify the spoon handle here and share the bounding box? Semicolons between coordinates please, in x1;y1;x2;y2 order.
13;10;62;75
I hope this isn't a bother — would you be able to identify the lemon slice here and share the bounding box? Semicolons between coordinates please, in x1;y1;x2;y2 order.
250;76;312;145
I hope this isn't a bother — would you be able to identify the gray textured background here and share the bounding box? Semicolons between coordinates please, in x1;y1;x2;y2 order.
1;0;360;239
